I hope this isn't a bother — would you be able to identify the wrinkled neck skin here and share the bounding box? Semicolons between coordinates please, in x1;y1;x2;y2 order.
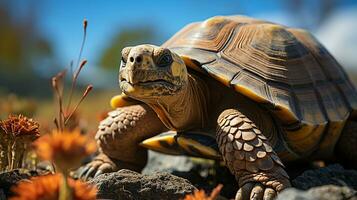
146;74;209;131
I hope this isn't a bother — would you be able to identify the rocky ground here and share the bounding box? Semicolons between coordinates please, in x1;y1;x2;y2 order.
142;151;357;199
1;151;357;199
89;169;196;200
0;169;37;199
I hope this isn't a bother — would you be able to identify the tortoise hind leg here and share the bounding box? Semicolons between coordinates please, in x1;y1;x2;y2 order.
217;109;290;200
336;120;357;168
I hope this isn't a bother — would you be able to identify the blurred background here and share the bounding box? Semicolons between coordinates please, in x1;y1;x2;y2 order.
1;0;357;131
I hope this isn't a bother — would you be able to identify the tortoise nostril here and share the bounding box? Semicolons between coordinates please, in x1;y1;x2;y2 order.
136;56;142;63
129;56;142;64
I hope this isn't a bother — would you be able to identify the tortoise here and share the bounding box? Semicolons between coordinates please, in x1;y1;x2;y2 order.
79;15;357;200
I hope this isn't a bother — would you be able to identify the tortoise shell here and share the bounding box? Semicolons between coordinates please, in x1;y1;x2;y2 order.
162;15;357;159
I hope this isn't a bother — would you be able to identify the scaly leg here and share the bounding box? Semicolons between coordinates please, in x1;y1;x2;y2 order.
216;109;290;200
79;104;167;180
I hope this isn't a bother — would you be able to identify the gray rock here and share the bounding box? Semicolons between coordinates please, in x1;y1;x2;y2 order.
278;165;357;200
292;164;357;190
277;185;357;200
0;189;7;200
142;151;195;174
89;169;196;200
0;169;38;198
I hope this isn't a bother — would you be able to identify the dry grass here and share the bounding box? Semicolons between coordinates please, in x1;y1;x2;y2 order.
34;88;118;135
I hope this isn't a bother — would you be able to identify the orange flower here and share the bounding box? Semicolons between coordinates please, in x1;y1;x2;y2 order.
34;130;96;172
183;184;223;200
0;114;40;140
10;173;97;200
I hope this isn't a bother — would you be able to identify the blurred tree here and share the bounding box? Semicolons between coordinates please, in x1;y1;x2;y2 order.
99;27;157;70
0;3;55;97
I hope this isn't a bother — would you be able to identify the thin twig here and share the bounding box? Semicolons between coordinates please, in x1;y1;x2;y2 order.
54;118;60;132
66;19;88;114
66;59;87;116
56;70;67;126
76;19;87;69
64;85;93;125
69;60;74;81
52;76;65;132
66;60;74;114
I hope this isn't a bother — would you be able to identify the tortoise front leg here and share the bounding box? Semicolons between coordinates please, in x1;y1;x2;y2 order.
79;104;167;180
217;109;290;200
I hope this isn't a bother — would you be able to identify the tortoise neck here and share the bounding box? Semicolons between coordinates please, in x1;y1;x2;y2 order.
147;73;209;131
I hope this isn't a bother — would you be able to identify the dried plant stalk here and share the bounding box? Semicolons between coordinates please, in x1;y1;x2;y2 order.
66;18;88;116
0;115;40;171
44;18;92;200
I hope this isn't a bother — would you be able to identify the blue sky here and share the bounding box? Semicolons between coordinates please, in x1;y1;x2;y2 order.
8;0;355;64
6;0;357;86
34;0;286;63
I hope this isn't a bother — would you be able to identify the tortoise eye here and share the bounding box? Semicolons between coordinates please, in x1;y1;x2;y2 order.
120;57;126;68
121;56;126;63
157;50;173;68
121;47;131;63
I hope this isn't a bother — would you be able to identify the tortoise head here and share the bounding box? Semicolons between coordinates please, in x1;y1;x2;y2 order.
119;44;188;99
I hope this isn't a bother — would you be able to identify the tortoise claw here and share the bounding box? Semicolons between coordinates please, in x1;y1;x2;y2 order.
94;170;103;178
235;182;254;200
84;167;97;180
263;188;276;200
250;184;264;200
78;166;90;179
77;156;119;180
236;183;277;200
